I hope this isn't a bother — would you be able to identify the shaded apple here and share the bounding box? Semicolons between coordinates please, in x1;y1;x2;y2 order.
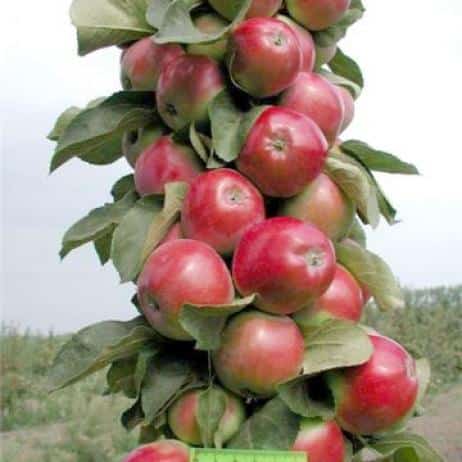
121;37;184;90
277;15;316;72
213;310;305;397
280;72;345;145
237;106;328;198
181;169;266;255
286;0;352;31
156;55;225;131
122;440;189;462
293;264;364;331
137;239;234;340
187;13;229;61
167;387;245;445
232;217;336;315
337;86;355;132
134;136;203;196
227;18;302;98
327;333;419;434
122;124;166;168
292;419;346;462
209;0;282;21
279;172;355;240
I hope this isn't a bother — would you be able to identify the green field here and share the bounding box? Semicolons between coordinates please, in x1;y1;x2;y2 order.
1;285;461;462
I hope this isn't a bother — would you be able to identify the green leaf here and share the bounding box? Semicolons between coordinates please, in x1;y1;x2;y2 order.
301;320;373;375
111;174;136;201
189;123;210;163
50;92;157;172
70;0;154;56
347;218;367;248
48;317;160;391
197;387;227;448
121;399;145;431
146;0;202;29
106;357;137;397
341;140;419;175
278;376;335;420
153;0;251;44
60;191;137;259
227;397;299;450
134;347;160;394
366;432;444;462
313;1;365;47
140;352;193;423
209;91;267;163
94;232;113;265
329;48;364;90
415;358;431;413
111;181;188;283
320;69;362;99
179;295;255;351
325;150;380;228
335;240;404;311
48;107;82;141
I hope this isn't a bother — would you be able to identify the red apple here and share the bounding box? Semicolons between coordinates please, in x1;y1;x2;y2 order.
337;86;355;132
286;0;352;31
167;387;245;445
315;44;337;68
227;18;302;98
294;264;364;330
121;38;184;90
137;240;234;340
123;440;189;462
280;72;345;145
327;333;419;435
232;217;336;315
181;169;265;255
156;55;225;131
237;106;328;198
134;136;203;196
279;172;355;240
122;125;166;168
187;13;229;61
160;222;183;246
292;419;346;462
277;15;316;72
209;0;283;20
213;310;305;397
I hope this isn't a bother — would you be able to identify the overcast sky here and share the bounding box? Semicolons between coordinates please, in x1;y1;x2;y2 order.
1;1;462;333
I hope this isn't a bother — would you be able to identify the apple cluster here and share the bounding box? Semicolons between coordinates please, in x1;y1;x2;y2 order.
117;2;419;462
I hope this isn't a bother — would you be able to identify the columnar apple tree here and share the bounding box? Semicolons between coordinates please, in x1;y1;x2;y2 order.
48;1;444;461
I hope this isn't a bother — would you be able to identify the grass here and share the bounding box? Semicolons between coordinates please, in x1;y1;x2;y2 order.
1;285;461;461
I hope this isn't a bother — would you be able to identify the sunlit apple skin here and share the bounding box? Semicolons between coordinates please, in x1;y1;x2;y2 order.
227;18;302;98
337;86;355;132
121;38;184;90
286;0;352;31
167;387;245;445
294;264;364;331
277;15;316;72
237;107;328;198
137;240;234;340
327;334;419;435
209;0;283;20
122;125;166;168
292;419;346;462
134;136;203;196
182;169;266;255
213;311;305;397
233;217;336;315
280;72;345;146
122;440;189;462
187;13;229;61
279;173;355;240
156;55;225;131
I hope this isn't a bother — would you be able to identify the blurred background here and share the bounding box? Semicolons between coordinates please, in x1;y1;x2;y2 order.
1;1;461;461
